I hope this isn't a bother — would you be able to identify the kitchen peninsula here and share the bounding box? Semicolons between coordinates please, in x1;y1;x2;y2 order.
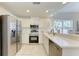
43;32;79;56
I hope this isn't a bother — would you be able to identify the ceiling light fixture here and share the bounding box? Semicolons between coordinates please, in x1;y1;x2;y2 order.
46;10;48;13
26;10;30;13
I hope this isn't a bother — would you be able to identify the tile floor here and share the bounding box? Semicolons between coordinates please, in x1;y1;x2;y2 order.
16;44;47;56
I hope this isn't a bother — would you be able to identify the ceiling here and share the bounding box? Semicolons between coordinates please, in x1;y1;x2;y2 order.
53;2;79;19
57;2;79;13
0;2;64;18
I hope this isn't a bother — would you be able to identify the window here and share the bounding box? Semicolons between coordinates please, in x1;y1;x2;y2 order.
53;20;73;34
63;20;73;34
53;20;63;33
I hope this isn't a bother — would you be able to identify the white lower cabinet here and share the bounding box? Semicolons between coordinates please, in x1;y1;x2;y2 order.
49;40;62;56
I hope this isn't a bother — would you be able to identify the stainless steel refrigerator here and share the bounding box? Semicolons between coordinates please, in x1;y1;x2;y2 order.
16;20;22;52
9;19;22;55
0;15;22;56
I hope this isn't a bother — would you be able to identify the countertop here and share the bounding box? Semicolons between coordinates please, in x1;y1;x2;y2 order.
43;32;79;48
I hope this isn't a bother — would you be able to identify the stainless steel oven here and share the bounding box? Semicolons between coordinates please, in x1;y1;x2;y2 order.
29;36;38;43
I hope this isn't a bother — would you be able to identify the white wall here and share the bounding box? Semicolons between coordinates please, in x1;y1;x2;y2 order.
0;6;14;16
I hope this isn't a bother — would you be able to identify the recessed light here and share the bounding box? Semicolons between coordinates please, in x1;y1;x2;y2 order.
45;10;48;13
26;10;30;13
